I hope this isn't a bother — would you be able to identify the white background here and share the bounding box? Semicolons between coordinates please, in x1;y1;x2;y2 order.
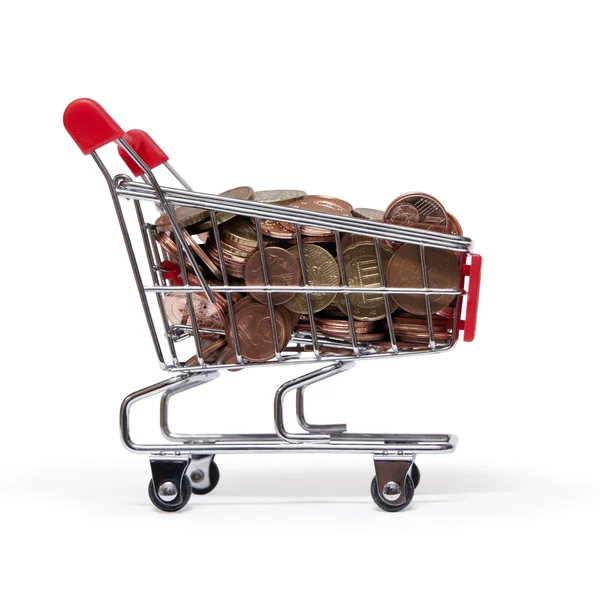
1;1;598;598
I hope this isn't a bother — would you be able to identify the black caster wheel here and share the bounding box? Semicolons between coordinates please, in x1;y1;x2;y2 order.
190;460;220;496
370;474;415;513
148;475;192;512
411;463;421;489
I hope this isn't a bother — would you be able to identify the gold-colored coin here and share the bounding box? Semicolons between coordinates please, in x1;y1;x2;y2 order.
386;245;460;315
190;186;255;233
155;206;209;232
351;207;384;221
283;244;340;314
254;190;306;205
221;216;258;248
336;242;394;321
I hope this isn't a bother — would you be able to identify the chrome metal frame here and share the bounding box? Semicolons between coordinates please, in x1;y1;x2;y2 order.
83;135;478;508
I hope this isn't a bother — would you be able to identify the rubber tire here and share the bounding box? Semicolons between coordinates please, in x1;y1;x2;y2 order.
190;460;220;495
411;463;421;489
148;476;192;512
370;475;415;513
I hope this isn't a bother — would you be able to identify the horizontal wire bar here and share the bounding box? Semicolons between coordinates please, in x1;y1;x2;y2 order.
146;284;464;295
116;183;472;251
166;341;457;371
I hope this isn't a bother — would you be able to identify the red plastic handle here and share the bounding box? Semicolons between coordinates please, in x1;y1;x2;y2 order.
63;98;125;154
459;254;482;342
118;129;169;177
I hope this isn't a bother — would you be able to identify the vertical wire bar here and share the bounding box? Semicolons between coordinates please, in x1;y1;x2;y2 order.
210;211;244;364
373;238;398;353
294;226;320;358
333;231;360;356
254;218;282;361
176;237;205;367
418;244;436;350
155;242;183;364
91;151;166;368
135;204;178;363
116;139;214;303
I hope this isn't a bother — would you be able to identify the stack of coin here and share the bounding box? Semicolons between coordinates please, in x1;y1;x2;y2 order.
154;187;466;365
315;315;387;342
205;216;262;279
387;312;453;345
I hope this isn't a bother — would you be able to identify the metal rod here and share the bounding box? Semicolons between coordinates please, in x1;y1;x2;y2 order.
209;210;244;365
294;225;320;358
116;139;215;302
373;238;398;353
91;151;166;368
334;230;360;356
419;245;436;350
254;217;282;361
115;183;472;252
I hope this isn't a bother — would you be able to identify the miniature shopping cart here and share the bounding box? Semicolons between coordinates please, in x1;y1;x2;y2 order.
64;98;482;512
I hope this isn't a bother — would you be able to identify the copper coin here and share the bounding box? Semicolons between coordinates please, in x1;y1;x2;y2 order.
257;219;296;239
383;193;449;245
447;212;463;237
386;245;460;315
284;195;353;236
183;230;223;280
244;247;301;305
154;231;198;270
163;292;225;331
225;300;290;362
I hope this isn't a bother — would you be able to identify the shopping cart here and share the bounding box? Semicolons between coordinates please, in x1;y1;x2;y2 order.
63;98;482;512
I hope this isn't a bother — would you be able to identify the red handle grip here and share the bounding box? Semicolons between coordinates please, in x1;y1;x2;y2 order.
63;98;125;154
460;254;482;342
117;129;169;177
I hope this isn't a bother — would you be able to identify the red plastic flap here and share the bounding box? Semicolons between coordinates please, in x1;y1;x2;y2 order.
461;254;482;342
63;98;125;154
118;129;169;176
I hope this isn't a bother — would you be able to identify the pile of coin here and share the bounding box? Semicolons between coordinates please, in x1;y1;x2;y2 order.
153;189;465;364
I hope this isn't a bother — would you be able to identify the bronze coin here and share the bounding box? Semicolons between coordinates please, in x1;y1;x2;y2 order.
225;300;290;362
383;193;449;246
183;230;223;280
244;247;301;305
386;245;460;315
257;219;296;239
163;292;225;332
285;195;353;236
154;231;197;269
447;212;463;237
